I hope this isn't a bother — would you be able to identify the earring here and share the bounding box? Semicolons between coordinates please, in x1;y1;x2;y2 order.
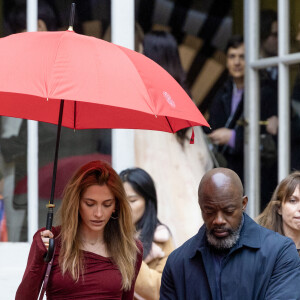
111;211;119;220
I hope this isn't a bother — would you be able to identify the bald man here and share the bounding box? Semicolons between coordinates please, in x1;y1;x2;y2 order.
160;168;300;300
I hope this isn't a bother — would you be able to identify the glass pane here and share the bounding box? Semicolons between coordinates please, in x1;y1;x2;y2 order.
290;0;300;54
0;117;27;241
259;1;278;58
290;64;300;171
259;67;278;212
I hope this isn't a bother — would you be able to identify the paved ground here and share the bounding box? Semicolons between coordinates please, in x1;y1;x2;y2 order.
0;243;30;299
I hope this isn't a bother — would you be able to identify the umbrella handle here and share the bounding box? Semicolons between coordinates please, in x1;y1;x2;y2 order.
44;204;55;262
44;238;55;263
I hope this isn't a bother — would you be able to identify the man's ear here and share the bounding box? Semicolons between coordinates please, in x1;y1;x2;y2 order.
242;196;248;211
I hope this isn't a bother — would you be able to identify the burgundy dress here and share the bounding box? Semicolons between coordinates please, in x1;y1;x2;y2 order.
15;227;143;300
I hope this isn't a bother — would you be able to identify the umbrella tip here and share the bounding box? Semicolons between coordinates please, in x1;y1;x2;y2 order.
68;3;76;31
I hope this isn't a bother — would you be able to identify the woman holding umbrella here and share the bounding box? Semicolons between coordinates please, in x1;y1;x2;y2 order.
16;160;143;299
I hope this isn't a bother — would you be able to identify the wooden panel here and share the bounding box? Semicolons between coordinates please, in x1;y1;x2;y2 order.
191;58;225;106
151;24;171;32
179;35;203;71
82;20;102;38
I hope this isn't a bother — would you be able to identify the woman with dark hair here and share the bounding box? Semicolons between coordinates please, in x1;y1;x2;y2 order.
143;31;188;94
16;161;143;299
135;31;212;247
143;30;191;145
120;167;174;300
257;171;300;256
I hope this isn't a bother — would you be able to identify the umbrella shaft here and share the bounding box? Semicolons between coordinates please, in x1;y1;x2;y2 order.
49;100;64;205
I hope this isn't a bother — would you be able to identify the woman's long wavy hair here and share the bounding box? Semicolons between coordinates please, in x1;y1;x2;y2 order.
119;168;164;258
257;171;300;235
56;160;138;290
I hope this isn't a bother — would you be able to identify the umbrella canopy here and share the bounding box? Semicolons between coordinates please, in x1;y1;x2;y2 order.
0;30;208;131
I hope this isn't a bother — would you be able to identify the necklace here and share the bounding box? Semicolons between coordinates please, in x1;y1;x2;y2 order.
81;239;104;246
81;239;109;257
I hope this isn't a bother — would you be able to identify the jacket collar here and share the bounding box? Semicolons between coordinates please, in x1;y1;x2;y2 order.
189;213;261;259
234;213;261;249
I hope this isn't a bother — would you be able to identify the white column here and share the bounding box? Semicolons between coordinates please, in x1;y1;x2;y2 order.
278;0;290;180
244;0;260;218
111;0;135;173
27;0;39;242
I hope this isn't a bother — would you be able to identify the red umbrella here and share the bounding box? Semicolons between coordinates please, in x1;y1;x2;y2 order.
0;30;208;131
0;27;208;260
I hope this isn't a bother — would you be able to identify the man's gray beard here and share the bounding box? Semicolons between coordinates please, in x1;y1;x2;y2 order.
206;219;243;250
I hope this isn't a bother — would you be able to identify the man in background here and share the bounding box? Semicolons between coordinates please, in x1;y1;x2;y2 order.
205;34;278;211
